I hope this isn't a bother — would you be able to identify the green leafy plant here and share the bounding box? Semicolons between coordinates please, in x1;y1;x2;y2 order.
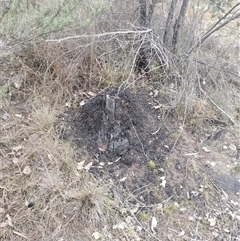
148;160;156;170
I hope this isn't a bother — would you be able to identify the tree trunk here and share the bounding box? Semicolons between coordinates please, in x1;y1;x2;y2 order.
136;0;157;74
163;0;178;49
139;0;147;28
136;0;148;73
172;0;189;54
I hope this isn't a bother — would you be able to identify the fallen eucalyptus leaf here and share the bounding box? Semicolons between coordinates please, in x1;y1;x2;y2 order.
151;217;157;232
12;157;19;164
202;146;210;153
92;231;102;240
120;177;127;182
22;166;32;175
12;145;22;152
208;217;216;226
113;222;127;230
77;161;85;170
84;162;93;171
177;230;185;237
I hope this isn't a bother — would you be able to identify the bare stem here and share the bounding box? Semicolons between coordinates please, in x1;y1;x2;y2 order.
46;29;153;43
187;3;240;56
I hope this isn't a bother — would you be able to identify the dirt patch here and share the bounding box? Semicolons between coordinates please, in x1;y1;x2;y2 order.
59;87;240;240
62;88;173;201
201;127;240;194
62;88;240;197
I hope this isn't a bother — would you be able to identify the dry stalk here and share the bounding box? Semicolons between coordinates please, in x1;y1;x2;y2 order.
45;29;153;43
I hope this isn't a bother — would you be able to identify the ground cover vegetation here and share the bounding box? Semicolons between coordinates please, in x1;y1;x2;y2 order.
0;0;240;240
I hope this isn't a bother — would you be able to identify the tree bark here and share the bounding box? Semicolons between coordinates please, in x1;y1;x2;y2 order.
139;0;147;28
136;0;148;73
163;0;178;49
147;0;158;27
172;0;189;54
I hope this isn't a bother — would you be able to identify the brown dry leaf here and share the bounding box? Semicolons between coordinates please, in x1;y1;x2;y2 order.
47;154;53;162
2;112;11;121
119;177;127;182
22;166;32;175
6;214;13;227
202;146;210;152
151;217;157;233
177;230;185;237
208;217;216;226
113;222;127;230
84;162;93;171
221;190;229;200
77;160;85;170
12;157;19;164
152;105;162;109
160;176;166;188
15;114;23;118
80;100;86;106
65;102;71;107
87;91;96;97
212;230;219;238
223;228;230;233
98;146;106;152
0;222;8;228
12;145;22;152
92;231;102;240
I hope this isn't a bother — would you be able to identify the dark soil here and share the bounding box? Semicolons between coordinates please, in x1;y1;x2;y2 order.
61;87;174;203
61;86;240;210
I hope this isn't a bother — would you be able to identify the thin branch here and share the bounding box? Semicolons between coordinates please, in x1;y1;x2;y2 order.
204;2;240;37
187;3;240;55
200;12;240;45
195;59;240;79
12;231;29;240
45;29;153;42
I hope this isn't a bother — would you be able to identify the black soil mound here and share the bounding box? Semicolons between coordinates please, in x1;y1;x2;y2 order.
62;88;173;198
60;87;240;205
65;88;169;162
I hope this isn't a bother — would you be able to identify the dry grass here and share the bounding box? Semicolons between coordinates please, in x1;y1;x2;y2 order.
0;78;150;240
1;1;240;240
0;91;118;240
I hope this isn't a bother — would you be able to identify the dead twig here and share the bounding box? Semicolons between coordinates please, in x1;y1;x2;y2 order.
187;2;240;55
46;29;153;42
12;231;29;240
195;59;240;79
